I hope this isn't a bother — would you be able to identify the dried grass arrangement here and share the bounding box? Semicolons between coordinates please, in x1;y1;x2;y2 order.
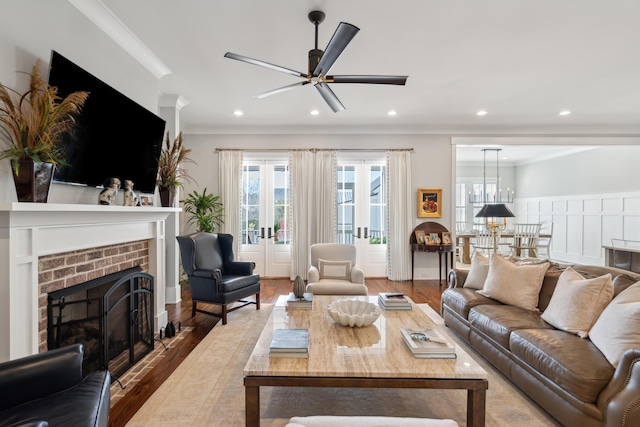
0;59;89;175
156;131;194;189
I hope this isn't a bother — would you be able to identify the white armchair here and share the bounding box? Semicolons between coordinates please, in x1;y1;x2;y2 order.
306;243;368;295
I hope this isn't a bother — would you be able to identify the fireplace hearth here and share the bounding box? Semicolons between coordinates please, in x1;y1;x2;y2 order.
47;266;154;379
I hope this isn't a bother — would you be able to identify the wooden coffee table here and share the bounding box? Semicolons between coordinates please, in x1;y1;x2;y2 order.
244;295;488;426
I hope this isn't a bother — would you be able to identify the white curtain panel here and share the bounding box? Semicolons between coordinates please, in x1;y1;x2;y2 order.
387;150;413;280
289;150;315;280
289;150;337;280
218;150;243;255
314;150;337;244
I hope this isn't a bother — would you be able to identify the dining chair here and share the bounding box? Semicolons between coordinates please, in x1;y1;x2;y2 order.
471;231;495;257
510;223;542;257
537;222;554;259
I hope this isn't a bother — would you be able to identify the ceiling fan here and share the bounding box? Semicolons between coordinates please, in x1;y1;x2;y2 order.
224;10;408;113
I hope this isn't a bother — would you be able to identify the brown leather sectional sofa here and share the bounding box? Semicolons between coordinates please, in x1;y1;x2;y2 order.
442;263;640;427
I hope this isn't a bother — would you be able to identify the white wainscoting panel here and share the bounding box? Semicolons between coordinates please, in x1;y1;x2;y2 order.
516;191;640;265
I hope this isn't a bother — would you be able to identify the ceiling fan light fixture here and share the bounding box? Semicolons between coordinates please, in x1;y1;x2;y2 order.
223;11;407;113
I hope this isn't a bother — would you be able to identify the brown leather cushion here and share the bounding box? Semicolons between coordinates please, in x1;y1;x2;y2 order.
510;329;614;403
537;264;564;311
612;273;640;297
469;305;554;350
441;288;501;319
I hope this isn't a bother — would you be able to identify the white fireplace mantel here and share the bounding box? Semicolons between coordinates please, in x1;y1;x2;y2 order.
0;202;181;361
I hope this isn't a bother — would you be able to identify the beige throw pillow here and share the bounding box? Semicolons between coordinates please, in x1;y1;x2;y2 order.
318;259;352;281
463;252;491;289
541;267;613;338
477;255;550;310
589;282;640;368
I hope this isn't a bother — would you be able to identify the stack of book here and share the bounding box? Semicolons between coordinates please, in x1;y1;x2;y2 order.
378;292;412;310
269;328;310;358
286;292;313;309
400;328;456;359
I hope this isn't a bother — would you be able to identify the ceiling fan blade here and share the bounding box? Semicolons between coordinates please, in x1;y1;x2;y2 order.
256;81;310;99
315;82;345;113
327;75;408;85
313;22;359;77
224;52;307;78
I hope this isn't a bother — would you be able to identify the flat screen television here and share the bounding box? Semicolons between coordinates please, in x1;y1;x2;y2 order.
48;50;165;194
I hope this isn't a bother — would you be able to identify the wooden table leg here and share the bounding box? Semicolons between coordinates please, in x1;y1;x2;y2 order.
438;252;443;285
463;237;471;264
467;388;486;427
245;385;260;427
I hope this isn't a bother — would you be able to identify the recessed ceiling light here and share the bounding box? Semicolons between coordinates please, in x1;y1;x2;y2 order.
559;110;571;116
387;110;397;116
310;110;319;116
476;110;488;116
233;110;243;116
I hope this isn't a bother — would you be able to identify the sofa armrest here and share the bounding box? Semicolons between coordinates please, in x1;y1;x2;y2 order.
598;348;640;427
0;344;84;412
447;269;468;289
308;266;320;283
350;266;365;284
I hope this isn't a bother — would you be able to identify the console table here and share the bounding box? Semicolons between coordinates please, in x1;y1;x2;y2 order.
410;222;454;285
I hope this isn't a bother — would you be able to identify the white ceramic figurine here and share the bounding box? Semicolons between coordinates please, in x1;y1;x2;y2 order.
122;180;140;206
98;177;121;205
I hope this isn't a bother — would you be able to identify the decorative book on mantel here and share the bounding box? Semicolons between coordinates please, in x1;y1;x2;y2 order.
269;328;309;358
400;328;456;359
378;292;412;310
286;292;313;309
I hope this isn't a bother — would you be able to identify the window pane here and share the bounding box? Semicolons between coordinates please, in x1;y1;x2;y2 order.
337;166;356;243
241;165;260;245
273;165;289;244
369;165;386;245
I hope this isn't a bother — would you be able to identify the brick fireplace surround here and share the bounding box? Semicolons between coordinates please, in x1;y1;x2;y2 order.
0;203;181;361
38;240;150;352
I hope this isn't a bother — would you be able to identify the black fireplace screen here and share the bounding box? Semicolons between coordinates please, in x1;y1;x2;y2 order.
47;266;154;380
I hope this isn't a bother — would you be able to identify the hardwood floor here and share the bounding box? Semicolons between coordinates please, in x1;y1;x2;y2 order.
108;278;446;427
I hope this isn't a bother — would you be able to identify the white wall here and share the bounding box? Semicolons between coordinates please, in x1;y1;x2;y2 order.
0;0;162;205
516;146;640;198
183;133;453;279
514;145;640;264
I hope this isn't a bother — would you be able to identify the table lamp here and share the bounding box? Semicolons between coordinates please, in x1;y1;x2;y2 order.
475;203;515;254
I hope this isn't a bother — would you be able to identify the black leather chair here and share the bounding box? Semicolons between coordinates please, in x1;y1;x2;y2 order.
177;232;260;325
0;344;110;427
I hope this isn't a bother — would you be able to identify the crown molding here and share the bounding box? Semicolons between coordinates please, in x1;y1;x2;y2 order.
67;0;171;79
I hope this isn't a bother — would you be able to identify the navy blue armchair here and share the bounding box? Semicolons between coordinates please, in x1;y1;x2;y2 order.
176;232;260;325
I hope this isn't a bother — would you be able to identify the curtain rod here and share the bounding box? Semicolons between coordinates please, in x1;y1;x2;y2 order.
214;148;414;152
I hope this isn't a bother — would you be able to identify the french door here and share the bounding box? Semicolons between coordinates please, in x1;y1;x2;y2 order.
336;160;387;277
239;161;291;277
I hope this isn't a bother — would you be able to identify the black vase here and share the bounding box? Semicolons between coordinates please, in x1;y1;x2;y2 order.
158;186;175;207
11;159;54;203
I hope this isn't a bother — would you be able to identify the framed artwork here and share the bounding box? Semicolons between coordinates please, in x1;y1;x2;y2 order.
140;195;154;206
442;232;452;245
414;230;426;244
418;188;442;218
429;233;441;245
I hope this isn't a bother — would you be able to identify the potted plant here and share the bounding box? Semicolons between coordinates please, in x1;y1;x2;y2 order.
0;59;89;202
273;220;280;242
156;131;193;207
182;188;224;233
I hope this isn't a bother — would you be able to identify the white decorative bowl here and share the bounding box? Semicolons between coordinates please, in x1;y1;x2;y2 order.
327;299;381;327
